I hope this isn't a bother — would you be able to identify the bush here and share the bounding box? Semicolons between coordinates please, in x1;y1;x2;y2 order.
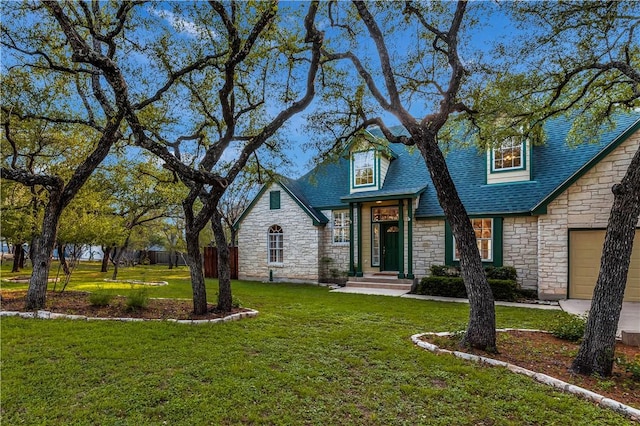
430;264;461;277
616;355;640;381
415;276;520;302
126;288;149;311
516;288;538;300
417;276;467;298
489;279;520;301
485;266;518;281
232;295;242;309
89;292;113;307
550;312;586;342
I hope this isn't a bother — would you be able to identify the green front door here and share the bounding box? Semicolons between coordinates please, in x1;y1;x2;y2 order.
382;224;399;271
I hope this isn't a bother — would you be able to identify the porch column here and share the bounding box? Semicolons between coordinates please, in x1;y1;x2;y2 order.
407;198;414;279
348;203;355;276
398;200;405;279
356;203;363;277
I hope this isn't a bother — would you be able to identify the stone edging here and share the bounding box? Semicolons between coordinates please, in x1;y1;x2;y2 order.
103;278;169;286
0;309;259;324
411;329;640;423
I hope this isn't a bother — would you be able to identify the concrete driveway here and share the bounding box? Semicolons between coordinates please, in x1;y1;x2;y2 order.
559;300;640;336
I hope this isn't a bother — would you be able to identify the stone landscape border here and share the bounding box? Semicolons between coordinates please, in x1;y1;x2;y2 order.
411;329;640;423
0;308;259;324
103;278;169;286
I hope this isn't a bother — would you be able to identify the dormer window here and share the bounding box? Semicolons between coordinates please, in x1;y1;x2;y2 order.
492;137;524;171
353;150;375;187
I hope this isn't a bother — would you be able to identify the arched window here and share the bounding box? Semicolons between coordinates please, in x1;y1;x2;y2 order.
268;225;283;264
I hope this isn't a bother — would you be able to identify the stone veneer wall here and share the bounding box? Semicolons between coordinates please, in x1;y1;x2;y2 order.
537;129;640;299
412;219;446;278
319;209;350;283
237;183;321;283
502;216;538;290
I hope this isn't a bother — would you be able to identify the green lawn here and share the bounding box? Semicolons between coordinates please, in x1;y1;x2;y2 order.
1;263;632;425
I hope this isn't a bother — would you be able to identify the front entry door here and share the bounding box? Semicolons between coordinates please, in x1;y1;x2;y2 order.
382;224;399;271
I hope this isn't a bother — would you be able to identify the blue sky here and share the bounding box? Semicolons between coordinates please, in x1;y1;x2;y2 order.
1;1;516;179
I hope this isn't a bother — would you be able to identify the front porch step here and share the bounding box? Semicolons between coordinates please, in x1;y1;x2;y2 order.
345;274;414;291
345;281;413;291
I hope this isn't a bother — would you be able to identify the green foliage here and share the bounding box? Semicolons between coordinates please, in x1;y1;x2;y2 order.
517;288;539;300
415;276;520;302
428;265;518;281
125;288;149;311
485;266;518;281
231;295;242;309
550;312;587;342
615;355;640;381
88;291;113;307
429;264;460;277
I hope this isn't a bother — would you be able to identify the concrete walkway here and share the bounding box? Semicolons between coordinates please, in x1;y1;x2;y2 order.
330;287;639;334
559;299;640;336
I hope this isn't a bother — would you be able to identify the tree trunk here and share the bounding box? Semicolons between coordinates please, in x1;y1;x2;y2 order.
100;245;112;273
168;248;175;269
57;242;71;276
25;200;62;310
415;130;497;351
111;249;121;280
185;227;208;315
111;235;132;280
11;243;23;273
212;211;233;312
571;146;640;377
229;228;238;248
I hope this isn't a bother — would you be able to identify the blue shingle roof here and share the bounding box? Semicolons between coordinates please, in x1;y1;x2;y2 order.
282;113;640;220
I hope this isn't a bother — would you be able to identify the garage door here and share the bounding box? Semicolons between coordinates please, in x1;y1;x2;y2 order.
569;229;640;302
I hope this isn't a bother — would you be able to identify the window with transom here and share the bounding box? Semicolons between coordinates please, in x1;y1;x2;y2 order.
268;225;283;264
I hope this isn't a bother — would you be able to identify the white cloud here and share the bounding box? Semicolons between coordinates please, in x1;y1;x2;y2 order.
148;7;211;39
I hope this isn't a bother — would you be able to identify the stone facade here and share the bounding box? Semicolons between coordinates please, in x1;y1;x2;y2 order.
503;216;538;290
537;130;640;299
237;183;322;283
319;209;350;283
412;219;446;277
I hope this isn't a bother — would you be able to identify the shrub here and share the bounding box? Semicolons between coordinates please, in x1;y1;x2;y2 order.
232;295;242;309
516;288;538;300
417;276;467;298
616;354;640;381
126;288;149;311
488;279;520;301
485;266;518;281
550;312;586;342
89;292;113;307
430;264;461;277
415;276;520;302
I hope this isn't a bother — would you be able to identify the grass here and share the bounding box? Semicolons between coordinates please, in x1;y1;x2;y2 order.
1;262;634;425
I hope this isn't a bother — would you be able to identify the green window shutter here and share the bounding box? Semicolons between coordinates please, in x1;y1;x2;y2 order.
492;217;503;267
444;221;453;265
270;191;281;210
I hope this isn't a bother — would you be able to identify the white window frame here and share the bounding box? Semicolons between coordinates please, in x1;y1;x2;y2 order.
267;224;283;265
453;218;493;262
353;151;375;187
332;211;350;245
492;138;524;171
371;223;380;266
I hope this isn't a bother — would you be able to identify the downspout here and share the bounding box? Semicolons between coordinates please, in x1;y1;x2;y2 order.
407;198;414;279
349;203;355;276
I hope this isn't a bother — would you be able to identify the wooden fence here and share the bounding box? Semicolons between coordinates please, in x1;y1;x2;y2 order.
203;246;238;279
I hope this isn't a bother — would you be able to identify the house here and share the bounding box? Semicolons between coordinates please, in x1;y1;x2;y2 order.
235;114;640;302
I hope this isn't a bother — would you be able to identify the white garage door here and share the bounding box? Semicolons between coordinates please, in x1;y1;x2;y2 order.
569;229;640;302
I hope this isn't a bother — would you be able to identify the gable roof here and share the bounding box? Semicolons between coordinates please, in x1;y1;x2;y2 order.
237;112;640;226
412;113;640;217
232;178;329;230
